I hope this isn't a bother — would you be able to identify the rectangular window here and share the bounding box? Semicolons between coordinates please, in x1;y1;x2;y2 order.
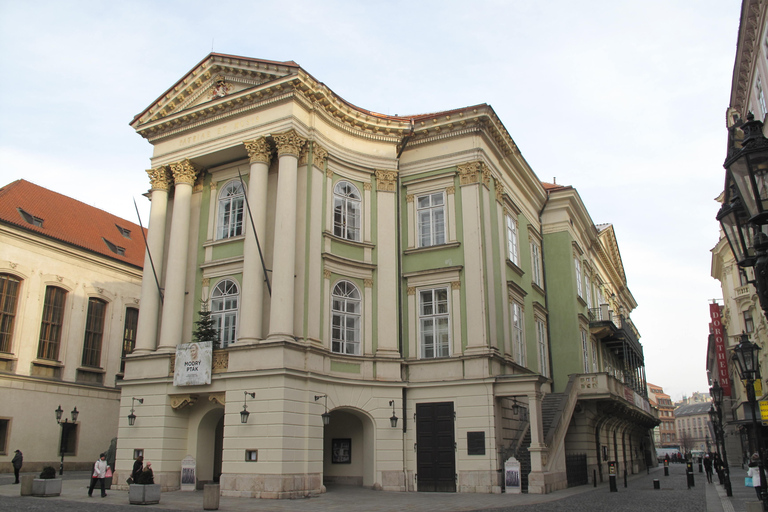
759;76;767;118
0;418;8;455
121;307;139;373
581;328;589;372
537;319;548;377
574;258;583;297
745;310;755;333
0;274;21;353
584;273;592;309
531;242;542;287
60;422;78;456
417;192;446;247
739;268;750;286
512;302;525;366
506;214;519;265
419;288;450;358
38;286;67;360
81;298;107;368
591;339;598;372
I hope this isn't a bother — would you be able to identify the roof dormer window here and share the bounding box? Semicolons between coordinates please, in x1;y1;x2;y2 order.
102;238;126;256
115;224;131;239
17;208;43;227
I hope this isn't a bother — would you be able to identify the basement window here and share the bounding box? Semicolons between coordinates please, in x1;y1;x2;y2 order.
17;208;43;227
102;238;126;256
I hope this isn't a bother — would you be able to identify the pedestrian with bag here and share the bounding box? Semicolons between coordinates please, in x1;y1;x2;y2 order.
11;450;22;484
129;455;143;484
88;453;109;497
748;452;763;500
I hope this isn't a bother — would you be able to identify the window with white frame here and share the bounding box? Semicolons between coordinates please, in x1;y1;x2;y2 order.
506;214;520;265
419;287;450;358
531;241;542;287
537;319;548;377
333;181;361;241
581;328;589;372
759;76;768;118
591;339;598;372
38;286;67;360
216;181;245;240
81;297;107;367
584;273;592;309
417;192;446;247
331;280;361;355
211;279;239;348
574;258;583;297
0;274;21;353
596;283;605;307
744;309;755;333
512;301;525;366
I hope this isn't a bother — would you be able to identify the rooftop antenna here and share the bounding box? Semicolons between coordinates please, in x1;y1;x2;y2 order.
211;38;214;52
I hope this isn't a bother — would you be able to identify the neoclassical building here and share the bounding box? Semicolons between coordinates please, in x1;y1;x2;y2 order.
0;180;143;472
116;53;654;497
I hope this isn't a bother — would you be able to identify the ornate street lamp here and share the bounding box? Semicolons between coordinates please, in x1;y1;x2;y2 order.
54;405;79;475
127;397;144;426
732;335;768;508
724;113;768;226
240;392;255;424
315;394;331;425
389;400;398;428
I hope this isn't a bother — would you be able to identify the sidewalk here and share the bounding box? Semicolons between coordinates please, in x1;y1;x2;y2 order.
0;463;756;512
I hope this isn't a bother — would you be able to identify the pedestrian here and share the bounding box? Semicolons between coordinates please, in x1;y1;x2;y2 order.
88;453;109;497
704;453;713;483
748;452;763;501
138;462;154;484
11;450;22;484
130;455;143;484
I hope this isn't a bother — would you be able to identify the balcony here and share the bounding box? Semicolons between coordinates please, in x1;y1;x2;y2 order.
576;373;656;426
588;306;642;361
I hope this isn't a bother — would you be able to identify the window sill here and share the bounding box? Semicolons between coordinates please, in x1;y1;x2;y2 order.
404;241;461;255
322;231;374;249
505;259;525;277
77;365;105;374
577;296;588;308
202;234;245;248
32;358;63;368
0;352;17;361
531;282;545;295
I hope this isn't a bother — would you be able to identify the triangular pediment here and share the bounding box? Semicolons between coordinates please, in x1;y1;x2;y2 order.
132;53;299;129
596;223;626;285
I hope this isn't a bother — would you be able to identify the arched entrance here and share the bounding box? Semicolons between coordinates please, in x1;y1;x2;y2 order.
321;408;375;488
196;408;224;485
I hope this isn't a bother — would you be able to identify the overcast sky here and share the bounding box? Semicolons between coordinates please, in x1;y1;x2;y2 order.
0;0;741;401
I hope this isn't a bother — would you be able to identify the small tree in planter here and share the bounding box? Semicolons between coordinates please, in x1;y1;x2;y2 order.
129;465;160;505
192;301;219;346
32;466;61;497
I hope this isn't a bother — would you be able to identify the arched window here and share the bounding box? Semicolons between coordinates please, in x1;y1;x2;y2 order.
211;279;239;348
331;280;361;355
333;181;361;241
217;181;245;239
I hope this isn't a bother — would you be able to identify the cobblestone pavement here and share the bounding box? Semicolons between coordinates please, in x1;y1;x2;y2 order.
0;463;757;512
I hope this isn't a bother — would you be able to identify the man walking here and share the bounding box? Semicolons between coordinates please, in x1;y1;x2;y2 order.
703;453;713;483
88;453;109;497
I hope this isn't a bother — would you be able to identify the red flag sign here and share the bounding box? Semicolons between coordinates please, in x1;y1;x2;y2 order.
710;303;731;396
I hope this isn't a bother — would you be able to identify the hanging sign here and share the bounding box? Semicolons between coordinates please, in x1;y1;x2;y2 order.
173;342;212;386
709;303;731;396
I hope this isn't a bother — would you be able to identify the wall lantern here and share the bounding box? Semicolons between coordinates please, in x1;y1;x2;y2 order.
732;332;762;382
724;113;768;226
389;400;398;428
241;392;255;424
315;394;330;425
128;397;144;426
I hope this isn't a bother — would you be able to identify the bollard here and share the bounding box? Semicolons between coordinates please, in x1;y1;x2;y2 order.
699;460;703;473
686;461;695;488
203;483;220;510
20;475;33;496
593;469;597;488
624;469;627;488
653;479;660;490
664;458;669;476
608;461;617;492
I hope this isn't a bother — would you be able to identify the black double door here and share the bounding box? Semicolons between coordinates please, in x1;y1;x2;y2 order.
416;402;456;492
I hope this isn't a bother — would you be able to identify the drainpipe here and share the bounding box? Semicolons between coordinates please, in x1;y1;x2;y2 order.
397;119;414;490
537;191;554;384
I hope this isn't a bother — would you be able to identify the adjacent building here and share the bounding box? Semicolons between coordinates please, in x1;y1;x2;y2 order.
0;180;144;472
674;403;714;455
115;53;656;498
648;384;676;450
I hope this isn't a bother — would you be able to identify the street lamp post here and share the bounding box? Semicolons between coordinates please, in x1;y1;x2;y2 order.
54;405;79;476
710;382;732;496
732;334;768;508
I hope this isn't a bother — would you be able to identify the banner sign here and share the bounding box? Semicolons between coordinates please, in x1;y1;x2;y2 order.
760;400;768;422
173;342;212;386
709;303;731;396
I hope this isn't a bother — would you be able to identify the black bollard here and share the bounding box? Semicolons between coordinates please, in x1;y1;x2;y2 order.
698;460;703;473
664;458;669;476
686;461;695;488
624;469;627;488
609;461;617;492
593;469;597;488
653;479;660;489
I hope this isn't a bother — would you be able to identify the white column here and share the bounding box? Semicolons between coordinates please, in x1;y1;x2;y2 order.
267;129;306;341
375;170;400;358
527;390;548;494
157;159;197;351
134;167;171;353
238;137;273;343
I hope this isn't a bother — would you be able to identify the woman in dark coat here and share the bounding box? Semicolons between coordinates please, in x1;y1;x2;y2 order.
11;450;22;484
131;455;143;483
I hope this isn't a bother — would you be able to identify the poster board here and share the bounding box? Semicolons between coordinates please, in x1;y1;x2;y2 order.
504;457;521;494
181;455;196;491
173;342;212;386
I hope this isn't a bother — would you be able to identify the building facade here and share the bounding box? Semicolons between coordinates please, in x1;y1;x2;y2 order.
116;53;655;497
674;403;714;455
648;384;677;449
0;180;144;472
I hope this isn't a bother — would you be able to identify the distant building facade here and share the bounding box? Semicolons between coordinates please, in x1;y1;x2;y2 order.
648;384;676;449
674;403;714;455
0;180;143;472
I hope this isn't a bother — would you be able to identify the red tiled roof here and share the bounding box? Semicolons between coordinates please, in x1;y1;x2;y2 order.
0;180;146;269
541;181;571;191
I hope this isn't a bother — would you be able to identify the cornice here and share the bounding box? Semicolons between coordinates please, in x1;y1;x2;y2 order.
730;0;766;115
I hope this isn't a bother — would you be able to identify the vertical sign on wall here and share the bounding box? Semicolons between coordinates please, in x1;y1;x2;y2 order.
709;303;731;396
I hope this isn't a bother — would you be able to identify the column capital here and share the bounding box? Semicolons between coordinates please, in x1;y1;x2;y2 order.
273;129;307;158
375;170;398;192
170;159;198;185
243;137;273;165
458;161;485;186
312;143;328;169
146;166;172;191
